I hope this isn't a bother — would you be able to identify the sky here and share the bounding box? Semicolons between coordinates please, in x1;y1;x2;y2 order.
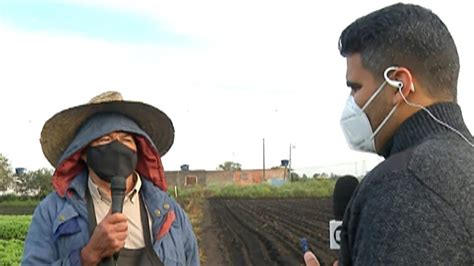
0;0;472;176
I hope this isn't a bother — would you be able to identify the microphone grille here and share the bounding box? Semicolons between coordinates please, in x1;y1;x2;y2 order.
333;175;359;220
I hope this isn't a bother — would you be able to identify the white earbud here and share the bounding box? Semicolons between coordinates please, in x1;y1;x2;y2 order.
384;66;404;89
383;66;416;92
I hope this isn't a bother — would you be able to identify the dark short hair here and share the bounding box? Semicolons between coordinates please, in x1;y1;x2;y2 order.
339;3;459;100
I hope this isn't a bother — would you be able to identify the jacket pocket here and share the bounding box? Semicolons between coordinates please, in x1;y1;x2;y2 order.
52;204;81;239
156;227;186;266
53;217;81;241
52;203;89;259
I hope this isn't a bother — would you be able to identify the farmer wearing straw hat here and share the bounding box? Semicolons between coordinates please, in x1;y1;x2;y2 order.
22;91;199;265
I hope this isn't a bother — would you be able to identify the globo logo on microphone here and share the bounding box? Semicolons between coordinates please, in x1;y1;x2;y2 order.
329;220;342;250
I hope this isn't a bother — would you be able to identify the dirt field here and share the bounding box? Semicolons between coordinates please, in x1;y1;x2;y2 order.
201;198;338;266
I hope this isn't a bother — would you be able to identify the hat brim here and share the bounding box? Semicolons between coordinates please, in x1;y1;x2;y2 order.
40;101;174;167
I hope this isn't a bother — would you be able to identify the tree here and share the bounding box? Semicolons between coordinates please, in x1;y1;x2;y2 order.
217;161;242;171
0;153;13;191
290;172;300;182
330;173;339;179
15;168;54;198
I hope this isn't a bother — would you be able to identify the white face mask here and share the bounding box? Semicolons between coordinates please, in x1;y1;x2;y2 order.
341;65;473;153
340;79;399;153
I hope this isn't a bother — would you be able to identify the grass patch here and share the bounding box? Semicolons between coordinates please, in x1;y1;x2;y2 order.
0;215;32;240
0;215;31;265
0;239;24;265
171;179;336;200
209;178;336;198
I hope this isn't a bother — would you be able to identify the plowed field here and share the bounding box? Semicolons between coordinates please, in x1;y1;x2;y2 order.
202;198;338;266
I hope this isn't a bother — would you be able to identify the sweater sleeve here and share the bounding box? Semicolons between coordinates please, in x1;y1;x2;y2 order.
351;175;471;265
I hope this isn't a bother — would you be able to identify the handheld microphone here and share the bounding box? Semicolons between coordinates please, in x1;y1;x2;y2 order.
111;176;126;214
106;176;126;265
330;175;359;250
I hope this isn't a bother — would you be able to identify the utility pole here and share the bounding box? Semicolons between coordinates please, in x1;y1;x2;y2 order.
263;138;266;181
288;144;296;182
289;144;292;182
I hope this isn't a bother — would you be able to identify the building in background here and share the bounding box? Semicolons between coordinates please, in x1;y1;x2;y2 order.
165;167;288;188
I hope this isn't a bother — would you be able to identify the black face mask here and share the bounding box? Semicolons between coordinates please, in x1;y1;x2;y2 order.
86;140;138;183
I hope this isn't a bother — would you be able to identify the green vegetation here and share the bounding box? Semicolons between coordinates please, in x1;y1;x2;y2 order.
0;239;23;265
172;178;336;199
217;161;242;171
209;178;335;198
0;153;14;191
0;215;31;265
14;168;54;199
0;215;32;240
1;153;54;199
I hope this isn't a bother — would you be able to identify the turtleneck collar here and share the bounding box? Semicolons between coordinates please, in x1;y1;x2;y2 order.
380;102;472;158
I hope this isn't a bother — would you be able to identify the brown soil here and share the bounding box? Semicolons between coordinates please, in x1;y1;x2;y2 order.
201;198;338;266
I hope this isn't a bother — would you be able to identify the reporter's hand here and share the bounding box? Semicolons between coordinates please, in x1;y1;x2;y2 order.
81;212;128;266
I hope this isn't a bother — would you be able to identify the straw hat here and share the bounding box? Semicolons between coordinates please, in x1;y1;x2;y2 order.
40;91;174;166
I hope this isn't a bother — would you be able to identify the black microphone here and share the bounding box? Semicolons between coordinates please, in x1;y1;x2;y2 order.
111;176;126;214
107;176;126;265
333;175;359;220
330;175;359;249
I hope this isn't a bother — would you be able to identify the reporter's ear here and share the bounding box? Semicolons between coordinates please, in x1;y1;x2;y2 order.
389;67;415;105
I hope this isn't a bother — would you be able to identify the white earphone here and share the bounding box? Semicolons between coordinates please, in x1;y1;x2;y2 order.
384;66;415;92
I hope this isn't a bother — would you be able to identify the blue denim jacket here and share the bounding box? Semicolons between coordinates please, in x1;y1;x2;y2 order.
22;171;199;266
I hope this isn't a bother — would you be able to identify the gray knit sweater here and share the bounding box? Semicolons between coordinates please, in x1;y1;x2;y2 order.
339;102;473;265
